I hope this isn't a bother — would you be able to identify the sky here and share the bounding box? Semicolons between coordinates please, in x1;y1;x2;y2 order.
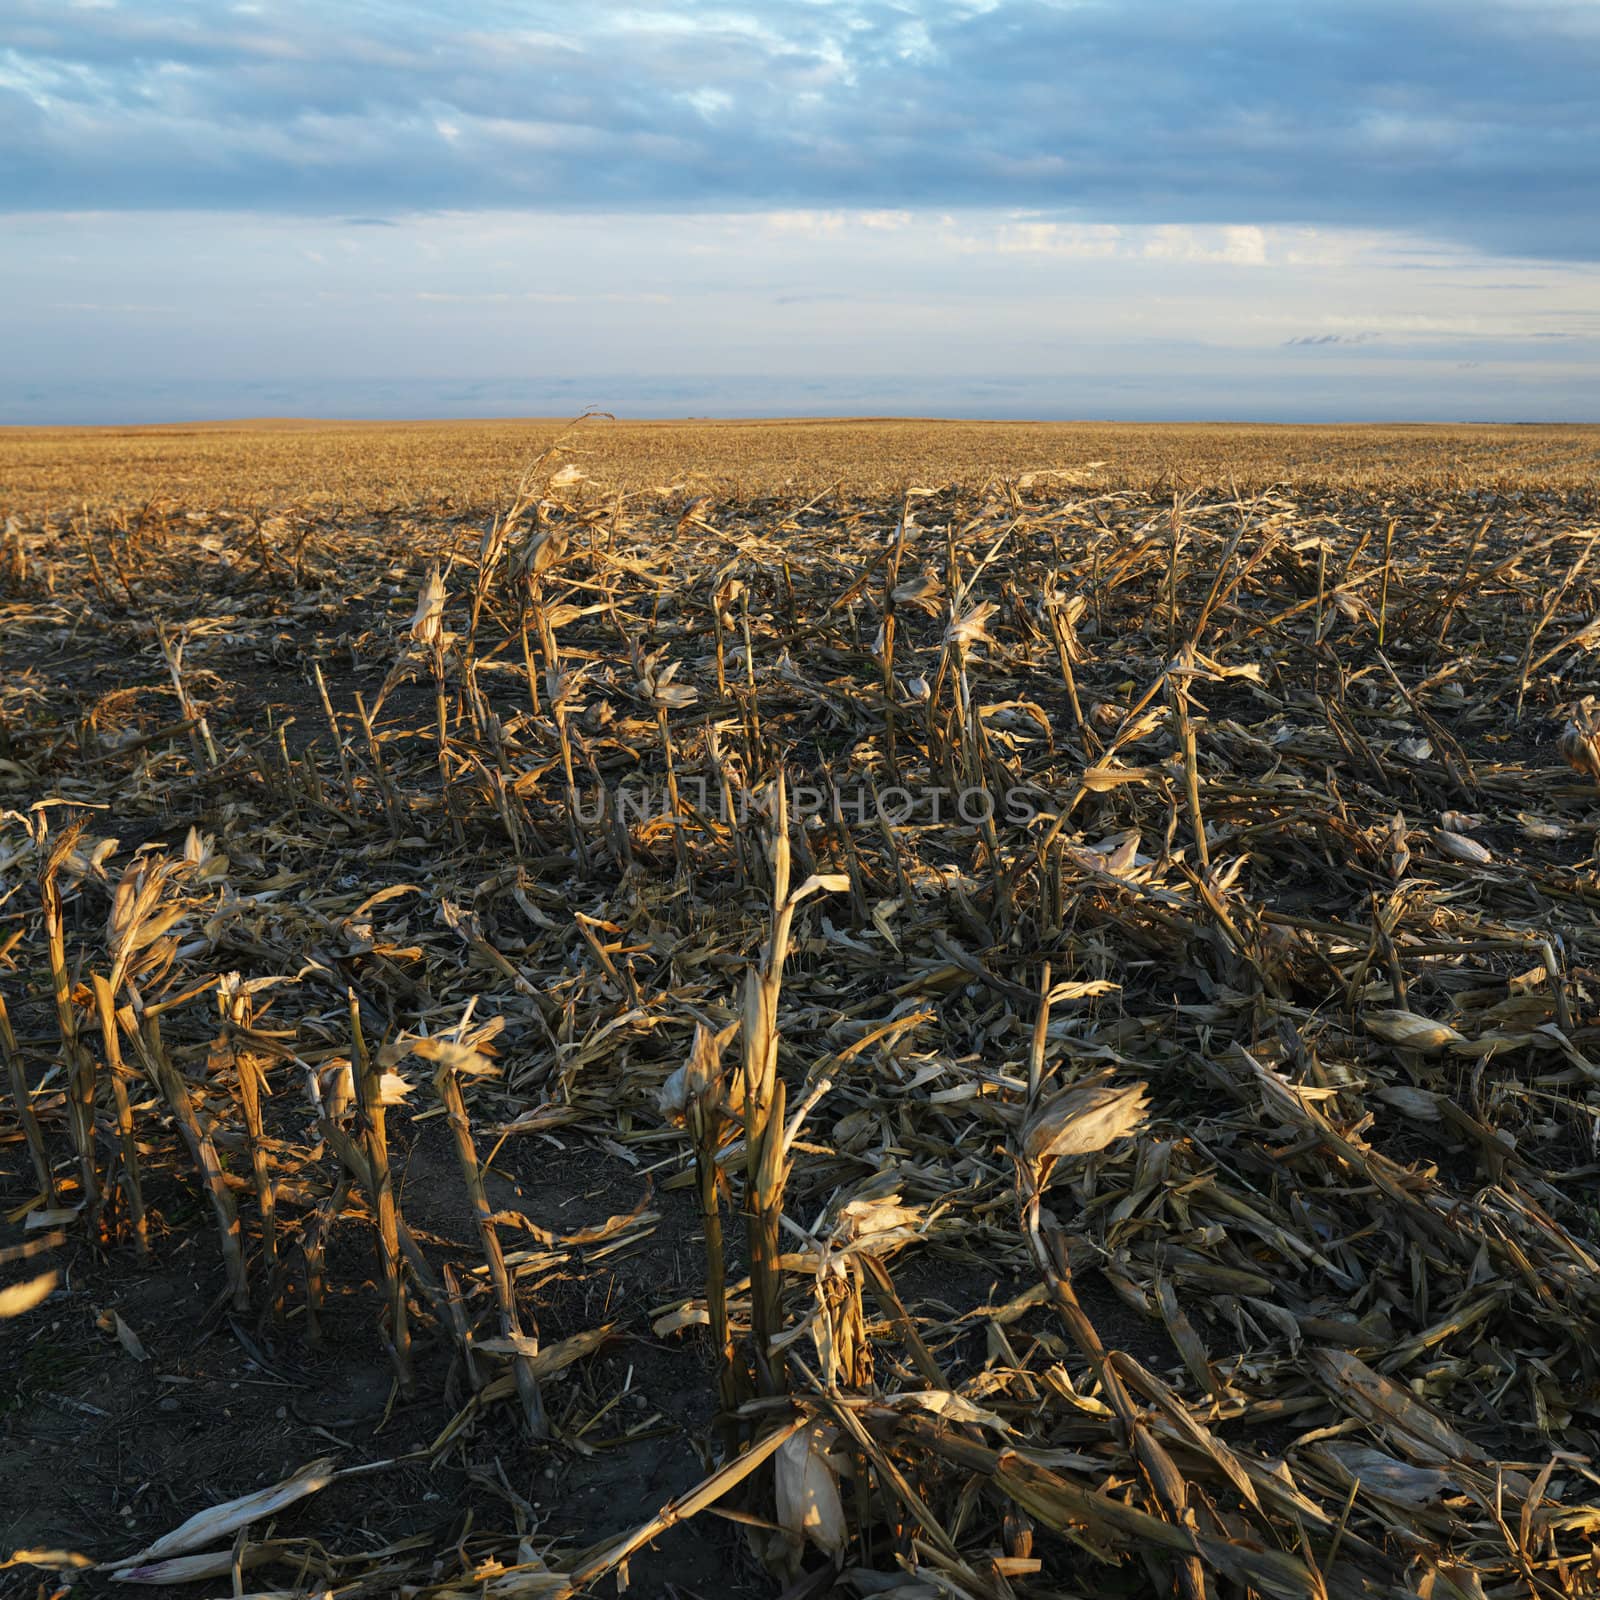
2;0;1598;424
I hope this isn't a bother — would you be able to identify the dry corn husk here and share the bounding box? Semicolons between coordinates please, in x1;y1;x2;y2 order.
830;1191;925;1251
1374;1085;1443;1121
1385;811;1410;879
945;600;999;649
108;1542;299;1587
1435;829;1492;864
409;565;447;645
1363;1009;1467;1053
473;1322;614;1379
774;1423;846;1555
106;1456;339;1571
1517;811;1569;840
1558;696;1600;782
1081;763;1161;791
1022;1072;1149;1174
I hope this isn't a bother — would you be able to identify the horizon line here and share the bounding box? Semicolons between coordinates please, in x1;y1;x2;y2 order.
5;413;1599;434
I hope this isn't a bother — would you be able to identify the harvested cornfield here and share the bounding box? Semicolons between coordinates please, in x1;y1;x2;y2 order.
3;422;1600;1598
4;418;1600;519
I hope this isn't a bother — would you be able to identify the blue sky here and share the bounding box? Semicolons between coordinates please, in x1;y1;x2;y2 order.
3;0;1598;423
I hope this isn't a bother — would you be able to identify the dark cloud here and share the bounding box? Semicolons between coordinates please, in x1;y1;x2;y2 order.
0;1;1597;258
1285;332;1379;345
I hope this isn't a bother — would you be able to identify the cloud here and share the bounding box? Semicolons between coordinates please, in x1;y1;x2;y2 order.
946;220;1124;258
0;1;1596;259
1142;226;1268;266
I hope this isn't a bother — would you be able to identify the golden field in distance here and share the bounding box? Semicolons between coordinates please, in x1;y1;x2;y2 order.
2;416;1597;514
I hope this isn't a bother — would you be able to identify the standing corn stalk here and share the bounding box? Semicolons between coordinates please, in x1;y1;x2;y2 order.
101;850;191;1248
660;1021;741;1451
409;565;462;845
0;991;56;1203
157;624;218;771
311;660;360;816
220;975;278;1315
634;645;695;876
349;991;413;1397
1167;646;1210;873
352;691;405;835
90;975;147;1255
507;491;588;860
539;619;589;865
1043;585;1093;749
879;493;914;781
740;771;849;1398
135;1009;249;1309
36;818;98;1210
418;1036;548;1438
300;1053;431;1351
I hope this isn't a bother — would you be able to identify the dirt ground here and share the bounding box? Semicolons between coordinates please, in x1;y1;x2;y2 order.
0;1134;763;1597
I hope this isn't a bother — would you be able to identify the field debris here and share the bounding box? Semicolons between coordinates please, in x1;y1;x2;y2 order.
3;424;1600;1595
